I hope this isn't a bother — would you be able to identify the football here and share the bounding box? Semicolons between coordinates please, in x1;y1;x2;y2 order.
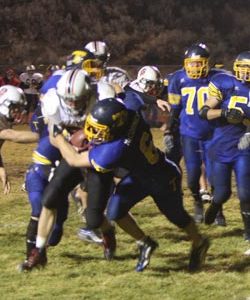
69;129;89;152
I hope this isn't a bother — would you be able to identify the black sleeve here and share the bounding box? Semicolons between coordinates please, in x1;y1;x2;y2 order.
165;107;181;134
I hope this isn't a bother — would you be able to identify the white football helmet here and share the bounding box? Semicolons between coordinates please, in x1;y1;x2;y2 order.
103;66;130;88
26;64;36;72
136;66;163;96
84;41;110;65
97;81;116;101
0;85;27;119
56;69;92;116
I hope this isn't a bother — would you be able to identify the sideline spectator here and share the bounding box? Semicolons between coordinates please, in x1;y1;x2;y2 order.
0;68;21;87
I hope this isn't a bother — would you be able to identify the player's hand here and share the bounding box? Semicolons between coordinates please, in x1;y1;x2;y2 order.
238;133;250;150
163;133;174;154
0;167;10;194
221;108;244;124
156;99;171;112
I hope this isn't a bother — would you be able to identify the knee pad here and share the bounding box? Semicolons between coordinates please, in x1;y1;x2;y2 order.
29;191;43;217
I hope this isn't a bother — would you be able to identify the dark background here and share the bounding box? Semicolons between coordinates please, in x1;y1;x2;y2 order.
1;0;250;74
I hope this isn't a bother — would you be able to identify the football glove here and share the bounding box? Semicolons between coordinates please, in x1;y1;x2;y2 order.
221;108;244;124
238;132;250;150
163;133;174;154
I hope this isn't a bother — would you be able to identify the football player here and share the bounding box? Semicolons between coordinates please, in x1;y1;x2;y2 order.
19;65;43;123
19;69;97;271
20;69;121;271
83;40;130;88
166;43;226;225
0;85;39;194
31;98;210;273
199;51;250;253
78;66;169;242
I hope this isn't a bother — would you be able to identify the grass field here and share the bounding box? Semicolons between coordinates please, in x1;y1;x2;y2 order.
0;127;250;300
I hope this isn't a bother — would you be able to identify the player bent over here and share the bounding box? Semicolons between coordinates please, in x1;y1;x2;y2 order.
25;98;210;272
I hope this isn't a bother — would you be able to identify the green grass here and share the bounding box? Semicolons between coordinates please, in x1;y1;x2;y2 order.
0;127;250;300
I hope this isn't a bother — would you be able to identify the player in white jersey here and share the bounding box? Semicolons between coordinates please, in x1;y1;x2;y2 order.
19;65;43;122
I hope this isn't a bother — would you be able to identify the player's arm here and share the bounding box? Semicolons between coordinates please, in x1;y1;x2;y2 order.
0;129;39;143
50;131;91;168
200;81;244;123
199;95;222;120
0;146;10;194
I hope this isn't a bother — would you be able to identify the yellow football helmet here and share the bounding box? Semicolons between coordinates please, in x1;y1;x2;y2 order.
184;43;210;79
84;99;128;144
233;51;250;82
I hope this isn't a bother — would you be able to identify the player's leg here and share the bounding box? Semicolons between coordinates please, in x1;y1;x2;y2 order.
202;140;226;226
152;166;210;272
181;135;203;223
107;175;158;271
24;159;84;270
83;169;116;259
19;165;48;271
205;161;232;225
234;155;250;245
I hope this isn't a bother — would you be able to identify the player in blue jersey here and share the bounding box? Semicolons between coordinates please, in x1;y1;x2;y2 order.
18;104;71;271
19;69;94;272
199;51;250;250
78;65;170;249
25;97;210;273
166;43;226;225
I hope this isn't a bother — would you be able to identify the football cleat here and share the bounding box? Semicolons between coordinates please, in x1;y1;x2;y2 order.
214;211;226;227
136;236;158;272
78;228;103;244
199;189;212;203
102;227;116;261
194;201;204;223
18;248;47;272
189;236;210;272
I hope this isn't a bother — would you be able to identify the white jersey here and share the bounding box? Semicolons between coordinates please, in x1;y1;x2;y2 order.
41;88;86;129
19;72;43;94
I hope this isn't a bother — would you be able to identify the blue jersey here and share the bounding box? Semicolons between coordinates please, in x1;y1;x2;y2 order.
29;104;48;138
123;88;145;112
88;107;180;184
207;72;250;162
168;68;222;140
29;105;61;166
